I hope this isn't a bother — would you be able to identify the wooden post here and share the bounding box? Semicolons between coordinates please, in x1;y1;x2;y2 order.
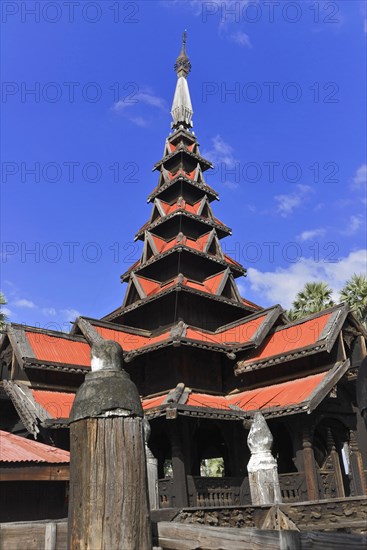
326;429;345;498
144;418;159;510
68;340;152;550
349;429;367;496
246;412;282;506
302;426;319;501
169;422;188;507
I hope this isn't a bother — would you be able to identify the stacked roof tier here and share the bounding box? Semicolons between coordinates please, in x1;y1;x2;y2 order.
103;39;259;331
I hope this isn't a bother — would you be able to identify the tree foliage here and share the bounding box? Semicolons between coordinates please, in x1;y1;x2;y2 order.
287;281;335;320
0;292;8;330
339;273;367;327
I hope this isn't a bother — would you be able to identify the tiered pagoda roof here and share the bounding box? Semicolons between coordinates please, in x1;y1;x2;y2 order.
100;34;258;332
1;34;366;440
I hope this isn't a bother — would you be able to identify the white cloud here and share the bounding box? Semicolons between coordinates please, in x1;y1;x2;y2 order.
113;87;167;127
203;135;237;165
13;299;36;309
247;249;367;309
297;228;326;242
274;184;313;217
2;307;12;317
342;214;364;236
42;307;57;317
61;308;81;322
128;116;149;128
229;31;252;48
202;135;239;189
352;164;366;189
113;89;166;113
160;0;255;45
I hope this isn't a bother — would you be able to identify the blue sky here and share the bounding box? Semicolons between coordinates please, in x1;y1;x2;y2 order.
1;0;366;331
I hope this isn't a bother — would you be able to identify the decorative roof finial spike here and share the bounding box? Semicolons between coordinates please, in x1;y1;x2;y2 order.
171;31;193;129
174;30;191;78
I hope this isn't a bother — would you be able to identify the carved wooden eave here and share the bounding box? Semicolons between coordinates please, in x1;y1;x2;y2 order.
147;175;218;203
135;209;231;241
27;360;351;429
103;284;257;322
76;307;282;361
144;361;350;421
148;195;216;227
3;380;51;436
1;323;91;377
120;245;246;282
235;304;350;376
5;325;36;369
153;149;213;172
72;316;152;339
23;361;89;375
121;269;244;310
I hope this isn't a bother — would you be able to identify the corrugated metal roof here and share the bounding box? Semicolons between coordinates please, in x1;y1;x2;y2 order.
26;331;91;366
20;372;328;422
0;430;69;463
241;311;332;365
32;390;75;419
143;372;327;414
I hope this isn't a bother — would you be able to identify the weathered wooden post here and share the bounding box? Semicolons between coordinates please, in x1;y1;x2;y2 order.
68;340;152;550
144;418;159;510
246;412;282;505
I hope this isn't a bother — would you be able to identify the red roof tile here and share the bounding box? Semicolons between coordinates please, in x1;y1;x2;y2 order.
32;390;75;419
94;325;168;352
26;332;90;366
142;394;167;411
187;372;325;412
136;272;228;299
0;430;69;463
25;371;328;420
186;314;267;346
141;372;328;415
241;312;332;365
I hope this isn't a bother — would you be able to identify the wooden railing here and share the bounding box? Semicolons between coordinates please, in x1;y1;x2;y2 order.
158;478;175;508
158;469;342;509
278;472;308;503
158;476;250;508
317;471;338;500
187;476;250;508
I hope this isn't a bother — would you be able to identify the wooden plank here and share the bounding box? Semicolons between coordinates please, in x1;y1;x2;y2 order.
77;317;104;345
155;522;284;550
69;416;151;549
0;521;67;550
45;522;56;550
0;465;69;481
307;360;350;413
300;530;367;549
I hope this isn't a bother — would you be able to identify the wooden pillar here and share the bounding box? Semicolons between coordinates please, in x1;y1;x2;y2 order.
349;429;367;496
144;418;159;510
246;412;282;506
326;429;345;498
169;420;188;507
302;426;319;501
68;340;152;550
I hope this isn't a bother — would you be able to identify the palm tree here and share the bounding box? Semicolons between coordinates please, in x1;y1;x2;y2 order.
339;274;367;327
0;292;8;330
288;281;335;320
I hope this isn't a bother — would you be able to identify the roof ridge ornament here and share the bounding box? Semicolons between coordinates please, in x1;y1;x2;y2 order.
174;30;191;78
171;31;193;129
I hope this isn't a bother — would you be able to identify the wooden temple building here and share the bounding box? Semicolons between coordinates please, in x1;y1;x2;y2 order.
1;36;366;522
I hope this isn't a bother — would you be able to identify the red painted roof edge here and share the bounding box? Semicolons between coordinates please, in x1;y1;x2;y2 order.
0;430;70;463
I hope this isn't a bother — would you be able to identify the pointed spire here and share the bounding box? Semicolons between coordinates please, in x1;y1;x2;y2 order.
171;31;193;129
174;31;191;78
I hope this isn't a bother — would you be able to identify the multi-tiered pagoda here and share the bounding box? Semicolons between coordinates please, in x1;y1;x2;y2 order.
1;35;366;522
